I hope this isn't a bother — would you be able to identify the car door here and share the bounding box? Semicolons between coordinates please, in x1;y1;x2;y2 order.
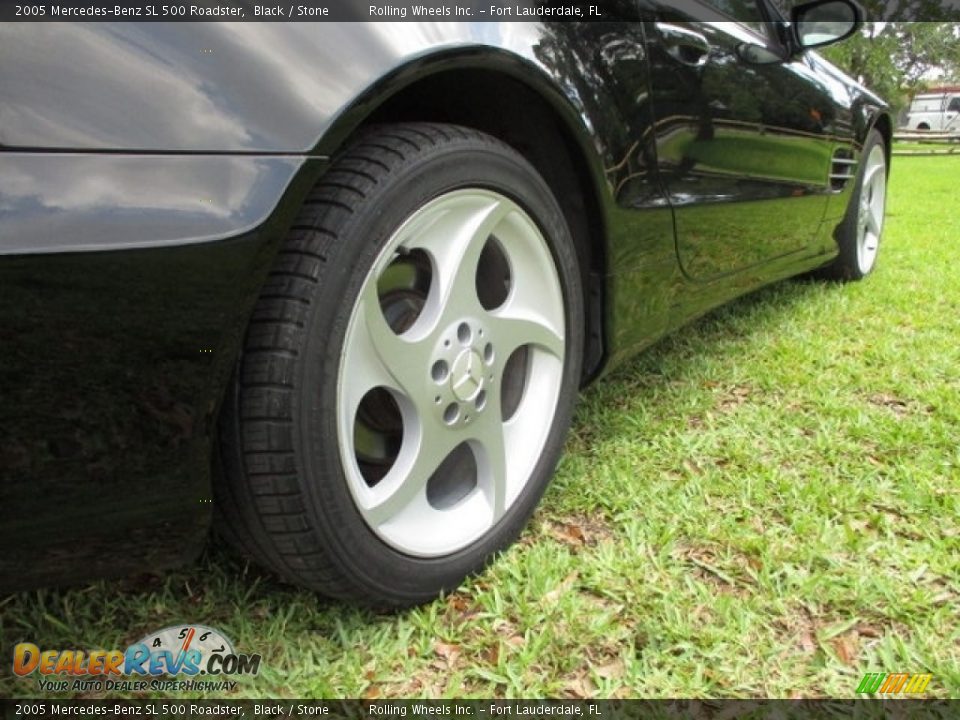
946;96;960;131
644;0;838;281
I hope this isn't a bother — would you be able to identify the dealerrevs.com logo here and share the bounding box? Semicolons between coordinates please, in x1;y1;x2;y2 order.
13;625;261;693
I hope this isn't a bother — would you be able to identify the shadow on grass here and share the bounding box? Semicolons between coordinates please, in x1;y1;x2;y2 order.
0;274;837;651
587;273;829;393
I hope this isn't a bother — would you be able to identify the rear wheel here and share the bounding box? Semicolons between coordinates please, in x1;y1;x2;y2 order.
215;123;583;607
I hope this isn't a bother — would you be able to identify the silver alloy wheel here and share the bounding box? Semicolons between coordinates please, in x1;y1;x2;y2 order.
337;189;566;557
856;144;887;275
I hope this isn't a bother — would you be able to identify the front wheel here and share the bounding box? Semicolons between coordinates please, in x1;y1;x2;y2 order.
215;123;584;607
821;130;888;281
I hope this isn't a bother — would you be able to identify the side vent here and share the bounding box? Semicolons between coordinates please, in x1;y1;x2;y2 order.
830;148;857;191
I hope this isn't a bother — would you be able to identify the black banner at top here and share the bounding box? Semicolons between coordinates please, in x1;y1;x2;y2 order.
2;0;604;22
3;0;960;22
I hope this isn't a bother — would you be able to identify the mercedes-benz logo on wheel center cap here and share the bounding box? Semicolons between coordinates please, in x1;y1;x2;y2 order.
451;348;484;402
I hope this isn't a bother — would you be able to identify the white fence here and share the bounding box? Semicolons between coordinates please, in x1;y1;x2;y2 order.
893;130;960;155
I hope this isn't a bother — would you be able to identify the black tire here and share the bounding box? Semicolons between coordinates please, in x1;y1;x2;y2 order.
214;123;584;608
819;129;888;282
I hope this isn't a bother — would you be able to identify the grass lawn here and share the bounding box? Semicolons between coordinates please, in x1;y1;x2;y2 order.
2;156;958;700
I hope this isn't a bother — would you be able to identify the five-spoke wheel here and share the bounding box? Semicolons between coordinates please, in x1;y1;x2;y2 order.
216;124;583;607
339;190;566;556
855;142;887;276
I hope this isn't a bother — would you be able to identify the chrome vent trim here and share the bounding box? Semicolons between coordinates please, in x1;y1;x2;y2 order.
829;150;857;191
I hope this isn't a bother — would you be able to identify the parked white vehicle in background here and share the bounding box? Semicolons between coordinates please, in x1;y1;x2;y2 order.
903;88;960;131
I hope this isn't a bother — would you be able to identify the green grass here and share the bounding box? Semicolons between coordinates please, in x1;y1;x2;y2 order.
2;156;958;700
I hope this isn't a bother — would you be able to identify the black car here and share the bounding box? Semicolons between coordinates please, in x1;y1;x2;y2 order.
0;1;891;606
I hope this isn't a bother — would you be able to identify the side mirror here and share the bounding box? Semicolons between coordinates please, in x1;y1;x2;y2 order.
791;0;863;50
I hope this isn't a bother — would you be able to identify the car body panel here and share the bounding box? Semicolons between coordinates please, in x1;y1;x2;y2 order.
0;18;889;590
0;154;308;255
0;21;627;155
645;17;838;281
0;156;326;590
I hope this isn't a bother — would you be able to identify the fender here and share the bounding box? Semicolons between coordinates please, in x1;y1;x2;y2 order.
309;42;611;189
0;21;608;174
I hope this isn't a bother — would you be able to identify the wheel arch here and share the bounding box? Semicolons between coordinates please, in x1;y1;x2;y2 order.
312;52;610;382
869;111;894;171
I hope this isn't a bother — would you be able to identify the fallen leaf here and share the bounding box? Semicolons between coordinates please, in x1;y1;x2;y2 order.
932;590;957;604
552;523;587;547
434;641;461;669
564;673;596;699
447;594;470;612
832;634;858;666
593;659;624;680
856;624;882;638
868;393;910;416
543;571;579;605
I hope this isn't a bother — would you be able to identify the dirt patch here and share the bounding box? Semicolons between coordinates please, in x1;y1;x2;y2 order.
539;513;615;550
